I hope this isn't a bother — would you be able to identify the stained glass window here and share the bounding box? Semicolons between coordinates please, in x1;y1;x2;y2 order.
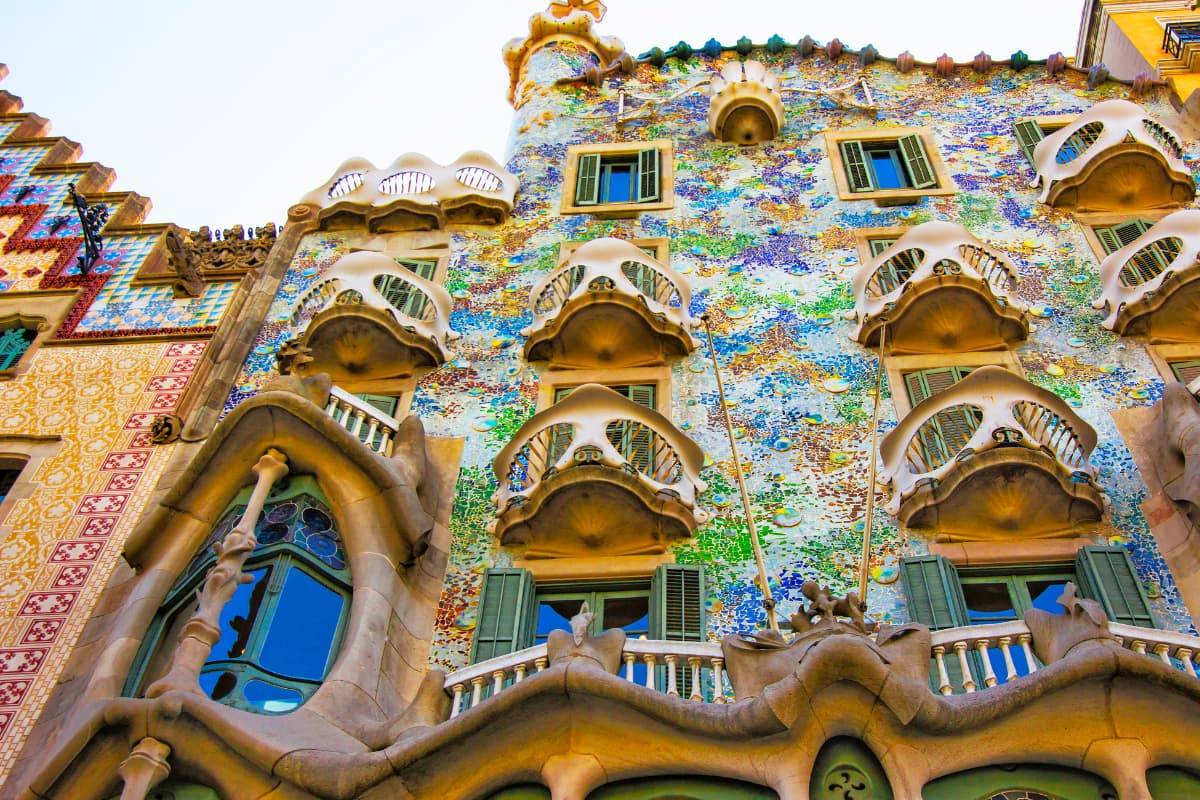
127;476;350;715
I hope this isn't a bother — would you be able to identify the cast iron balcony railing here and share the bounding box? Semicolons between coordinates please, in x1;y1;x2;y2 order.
1031;99;1193;212
879;366;1103;536
1163;20;1200;59
850;221;1030;353
1093;208;1200;341
490;384;708;557
290;250;458;382
523;238;699;368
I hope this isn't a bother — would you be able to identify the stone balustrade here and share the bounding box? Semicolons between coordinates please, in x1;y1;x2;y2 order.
325;385;402;456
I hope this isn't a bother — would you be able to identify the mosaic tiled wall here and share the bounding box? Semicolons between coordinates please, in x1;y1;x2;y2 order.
224;45;1200;675
0;84;237;779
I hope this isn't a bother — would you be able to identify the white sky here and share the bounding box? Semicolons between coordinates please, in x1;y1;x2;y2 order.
2;1;1082;228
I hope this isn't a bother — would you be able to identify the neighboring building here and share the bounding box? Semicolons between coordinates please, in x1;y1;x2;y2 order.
4;2;1200;798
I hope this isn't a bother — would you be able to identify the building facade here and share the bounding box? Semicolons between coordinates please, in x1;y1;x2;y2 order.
3;2;1200;798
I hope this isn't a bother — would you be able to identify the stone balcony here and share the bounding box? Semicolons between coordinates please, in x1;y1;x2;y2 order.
290;250;458;382
707;60;785;145
298;152;519;231
1093;208;1200;341
522;238;699;368
879;366;1104;537
490;383;708;557
850;221;1031;353
1033;99;1194;212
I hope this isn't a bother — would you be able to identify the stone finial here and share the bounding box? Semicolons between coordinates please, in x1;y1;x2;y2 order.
789;581;874;635
935;53;955;77
798;35;816;57
973;51;992;73
1088;63;1110;89
1046;51;1068;74
1132;70;1156;97
1010;50;1029;71
546;601;625;673
859;44;878;66
896;51;915;73
164;228;203;298
826;38;844;61
736;36;753;56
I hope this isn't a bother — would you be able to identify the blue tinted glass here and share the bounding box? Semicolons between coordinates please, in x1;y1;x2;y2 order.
210;567;271;661
602;596;649;638
1027;580;1069;615
870;150;906;189
962;581;1017;624
534;598;580;644
243;679;303;713
199;669;237;701
258;567;343;680
989;642;1034;685
601;164;634;203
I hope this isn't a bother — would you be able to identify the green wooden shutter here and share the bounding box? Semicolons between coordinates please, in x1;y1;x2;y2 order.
354;393;399;417
636;148;661;203
898;133;937;189
651;564;705;640
624;384;656;409
1013;119;1046;163
575;153;601;206
1170;359;1200;386
1095;220;1152;256
471;568;536;663
903;366;971;406
1075;546;1157;629
400;258;438;281
868;238;897;257
839;140;875;192
900;555;969;630
1094;225;1124;256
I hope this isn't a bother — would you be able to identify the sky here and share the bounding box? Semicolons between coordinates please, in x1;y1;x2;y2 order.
2;1;1082;229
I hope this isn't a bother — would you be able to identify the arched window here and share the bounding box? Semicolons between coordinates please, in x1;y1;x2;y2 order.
923;765;1116;800
490;777;777;800
126;476;351;714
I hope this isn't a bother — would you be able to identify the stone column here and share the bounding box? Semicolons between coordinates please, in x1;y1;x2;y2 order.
117;737;171;800
146;448;289;698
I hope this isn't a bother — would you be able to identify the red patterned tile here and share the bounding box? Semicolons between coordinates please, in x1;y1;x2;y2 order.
0;680;29;707
52;566;90;588
149;392;181;410
0;711;12;738
18;591;78;616
100;451;150;471
146;375;189;392
49;540;101;562
19;621;60;645
127;431;154;448
0;648;47;674
105;472;140;491
78;516;117;538
170;357;199;373
75;494;128;515
165;342;205;357
124;412;158;429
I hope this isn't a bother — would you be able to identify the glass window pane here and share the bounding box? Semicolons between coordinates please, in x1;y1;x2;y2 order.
210;566;271;661
870;149;906;189
243;679;304;714
602;595;650;638
601;164;634;203
1026;579;1070;615
258;567;344;681
962;581;1018;624
199;669;237;702
534;597;585;644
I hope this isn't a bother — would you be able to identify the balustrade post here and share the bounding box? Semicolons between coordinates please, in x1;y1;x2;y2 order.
712;657;727;703
932;645;952;695
350;410;366;438
364;419;380;449
146;449;289;698
535;656;549;673
450;684;465;718
1132;640;1148;655
1019;633;1037;672
492;669;506;697
623;652;636;682
688;657;703;701
515;664;527;683
1153;643;1173;666
954;642;976;693
665;655;679;696
998;636;1018;682
643;654;656;689
470;676;484;707
976;640;998;688
1178;648;1197;678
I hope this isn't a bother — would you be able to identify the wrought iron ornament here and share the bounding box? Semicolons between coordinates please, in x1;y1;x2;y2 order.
68;182;108;276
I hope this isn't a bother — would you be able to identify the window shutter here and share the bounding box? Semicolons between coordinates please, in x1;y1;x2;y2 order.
651;564;705;640
900;555;969;631
625;384;656;409
1013;119;1046;163
839;140;875;192
636;148;661;203
471;568;536;663
1075;546;1157;629
868;238;896;257
354;393;398;417
904;366;971;407
399;258;438;281
1093;225;1125;256
898;133;937;190
1170;359;1200;386
574;153;601;206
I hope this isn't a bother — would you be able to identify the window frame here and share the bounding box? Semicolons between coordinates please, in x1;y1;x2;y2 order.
558;237;670;266
536;365;671;416
561;140;675;216
1147;344;1200;388
1012;115;1072;164
885;351;1024;420
852;226;912;271
958;564;1077;625
825;127;954;205
1076;209;1171;265
531;580;652;644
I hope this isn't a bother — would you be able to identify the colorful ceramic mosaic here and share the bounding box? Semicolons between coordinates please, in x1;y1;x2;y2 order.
219;47;1196;674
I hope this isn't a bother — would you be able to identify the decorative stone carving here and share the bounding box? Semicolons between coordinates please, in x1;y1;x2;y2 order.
1159;380;1200;528
490;383;708;557
707;60;785;145
289;250;459;382
274;337;314;376
159;223;275;291
1032;99;1194;211
145;449;289;698
523;237;699;368
503;2;628;106
116;737;172;800
164;228;204;298
1025;582;1120;665
1092;208;1200;341
298;153;518;231
149;413;183;445
546;602;626;673
878;366;1103;537
851;221;1031;353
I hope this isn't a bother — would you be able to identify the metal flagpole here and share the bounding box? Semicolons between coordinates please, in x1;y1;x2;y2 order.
701;314;779;633
858;322;888;602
